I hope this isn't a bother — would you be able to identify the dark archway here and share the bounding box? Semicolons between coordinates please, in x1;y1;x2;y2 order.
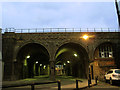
16;43;50;79
55;43;89;78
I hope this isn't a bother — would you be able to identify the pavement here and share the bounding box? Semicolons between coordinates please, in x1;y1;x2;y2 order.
1;76;97;90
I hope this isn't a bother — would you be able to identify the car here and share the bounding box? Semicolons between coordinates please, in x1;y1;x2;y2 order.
104;69;120;85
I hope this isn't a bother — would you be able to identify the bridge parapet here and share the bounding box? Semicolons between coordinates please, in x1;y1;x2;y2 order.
1;28;119;33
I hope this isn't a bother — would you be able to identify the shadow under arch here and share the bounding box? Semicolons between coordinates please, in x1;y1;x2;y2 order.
15;43;50;80
55;42;89;78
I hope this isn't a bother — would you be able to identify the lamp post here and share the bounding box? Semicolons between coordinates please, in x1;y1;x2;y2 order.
82;35;91;85
115;0;120;30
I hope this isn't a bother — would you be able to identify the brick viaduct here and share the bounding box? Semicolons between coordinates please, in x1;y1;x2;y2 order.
2;32;120;81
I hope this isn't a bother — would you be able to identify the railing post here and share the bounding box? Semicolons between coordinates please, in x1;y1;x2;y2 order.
94;28;95;32
101;28;103;32
36;28;37;33
73;28;74;32
50;28;52;32
58;80;61;90
43;28;44;32
108;28;110;32
87;28;88;32
21;29;23;33
31;85;34;90
76;80;78;89
65;28;66;32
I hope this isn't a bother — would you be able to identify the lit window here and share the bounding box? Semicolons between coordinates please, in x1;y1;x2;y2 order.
99;44;113;58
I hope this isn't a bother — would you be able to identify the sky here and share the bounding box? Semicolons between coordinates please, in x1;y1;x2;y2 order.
1;1;119;32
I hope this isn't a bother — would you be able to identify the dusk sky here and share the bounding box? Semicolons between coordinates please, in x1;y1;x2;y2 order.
1;1;119;32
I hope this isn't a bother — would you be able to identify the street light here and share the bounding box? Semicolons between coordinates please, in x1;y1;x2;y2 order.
82;34;91;84
40;64;42;66
67;61;70;64
74;53;77;57
63;63;66;66
115;0;120;29
36;61;38;64
83;35;89;40
27;55;30;59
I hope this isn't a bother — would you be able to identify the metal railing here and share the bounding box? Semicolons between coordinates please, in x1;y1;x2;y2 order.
1;28;120;33
76;77;98;89
76;79;83;89
2;80;61;90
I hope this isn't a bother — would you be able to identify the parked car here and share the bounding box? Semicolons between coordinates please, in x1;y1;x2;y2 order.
104;69;120;85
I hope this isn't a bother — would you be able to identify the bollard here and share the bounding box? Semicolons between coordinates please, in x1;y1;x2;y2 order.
76;80;78;89
95;76;98;85
31;85;34;90
58;80;61;90
89;73;91;84
88;79;90;88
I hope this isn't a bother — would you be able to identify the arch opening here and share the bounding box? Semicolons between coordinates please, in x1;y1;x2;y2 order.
93;42;118;79
16;43;50;79
55;43;89;78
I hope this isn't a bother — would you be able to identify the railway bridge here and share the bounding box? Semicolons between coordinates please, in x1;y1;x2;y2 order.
2;28;120;81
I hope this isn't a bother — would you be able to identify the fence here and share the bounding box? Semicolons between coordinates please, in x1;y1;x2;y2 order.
2;78;98;90
1;28;120;33
2;80;61;90
76;77;98;89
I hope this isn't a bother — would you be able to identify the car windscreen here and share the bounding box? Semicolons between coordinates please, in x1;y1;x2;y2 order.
115;70;120;74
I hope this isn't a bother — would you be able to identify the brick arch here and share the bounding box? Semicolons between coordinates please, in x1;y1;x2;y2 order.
54;40;87;57
54;41;89;78
93;41;116;60
14;42;50;79
15;41;50;62
92;41;117;80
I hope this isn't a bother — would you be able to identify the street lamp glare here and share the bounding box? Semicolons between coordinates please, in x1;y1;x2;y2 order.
27;55;30;59
74;54;77;57
40;64;42;66
36;61;38;64
83;35;88;40
67;61;70;63
64;63;66;66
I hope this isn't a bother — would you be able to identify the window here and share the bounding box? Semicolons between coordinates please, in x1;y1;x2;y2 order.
107;71;113;74
99;44;113;58
115;70;120;74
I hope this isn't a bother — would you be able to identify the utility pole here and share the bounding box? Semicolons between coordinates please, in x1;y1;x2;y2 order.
115;0;120;30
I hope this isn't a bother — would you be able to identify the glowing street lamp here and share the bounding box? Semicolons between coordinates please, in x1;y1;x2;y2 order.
74;53;77;57
36;61;38;64
40;64;42;66
82;34;91;84
63;63;66;66
27;55;30;59
67;61;70;64
83;35;88;40
115;0;120;29
43;65;46;69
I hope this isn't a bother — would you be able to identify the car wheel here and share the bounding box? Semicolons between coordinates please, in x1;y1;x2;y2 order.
110;78;113;85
